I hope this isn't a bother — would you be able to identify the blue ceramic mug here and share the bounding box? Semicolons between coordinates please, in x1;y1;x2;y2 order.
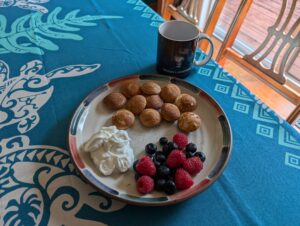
157;20;214;78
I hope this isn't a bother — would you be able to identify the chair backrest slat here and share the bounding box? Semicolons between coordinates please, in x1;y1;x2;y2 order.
274;18;300;74
244;0;299;84
278;0;296;32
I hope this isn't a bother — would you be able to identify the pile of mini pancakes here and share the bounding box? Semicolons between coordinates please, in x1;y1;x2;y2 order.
103;81;201;133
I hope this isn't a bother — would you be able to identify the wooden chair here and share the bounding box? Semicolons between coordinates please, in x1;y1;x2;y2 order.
217;0;300;124
287;104;300;124
161;0;253;56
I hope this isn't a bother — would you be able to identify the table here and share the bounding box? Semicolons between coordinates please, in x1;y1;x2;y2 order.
0;1;299;225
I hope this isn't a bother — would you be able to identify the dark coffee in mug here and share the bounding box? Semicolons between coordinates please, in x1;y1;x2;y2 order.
157;20;214;78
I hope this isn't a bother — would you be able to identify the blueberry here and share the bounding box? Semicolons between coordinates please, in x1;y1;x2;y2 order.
186;143;197;153
155;152;166;163
162;145;171;156
157;165;170;179
153;158;161;167
194;151;206;162
145;143;157;155
164;180;176;195
159;137;168;146
168;142;178;151
133;160;139;172
169;168;176;176
155;179;166;191
135;173;141;181
162;142;178;156
185;151;194;158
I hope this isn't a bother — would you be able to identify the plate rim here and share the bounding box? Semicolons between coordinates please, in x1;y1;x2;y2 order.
67;74;233;206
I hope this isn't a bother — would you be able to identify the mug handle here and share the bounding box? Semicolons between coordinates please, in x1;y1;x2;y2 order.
194;34;214;66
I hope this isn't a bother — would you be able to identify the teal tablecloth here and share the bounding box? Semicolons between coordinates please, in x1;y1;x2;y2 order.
0;0;299;225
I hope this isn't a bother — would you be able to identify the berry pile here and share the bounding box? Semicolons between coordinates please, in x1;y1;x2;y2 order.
133;133;206;195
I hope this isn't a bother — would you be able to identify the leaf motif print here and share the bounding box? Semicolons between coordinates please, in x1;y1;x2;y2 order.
0;7;123;55
0;59;101;133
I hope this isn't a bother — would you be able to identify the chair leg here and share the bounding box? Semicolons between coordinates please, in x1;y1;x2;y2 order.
218;52;227;66
200;0;226;52
215;0;253;62
161;0;175;20
287;104;300;124
157;0;164;15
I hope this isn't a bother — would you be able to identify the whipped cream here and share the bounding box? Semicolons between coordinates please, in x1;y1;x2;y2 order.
83;126;134;176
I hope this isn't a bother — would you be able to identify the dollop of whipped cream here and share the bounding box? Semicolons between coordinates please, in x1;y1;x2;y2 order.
83;126;134;176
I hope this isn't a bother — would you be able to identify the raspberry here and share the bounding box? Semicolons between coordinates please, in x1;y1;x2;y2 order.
175;168;194;190
136;175;154;194
136;156;156;177
183;157;203;176
173;133;188;149
166;150;186;168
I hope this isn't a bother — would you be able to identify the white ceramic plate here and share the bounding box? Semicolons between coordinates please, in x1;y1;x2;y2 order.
68;74;232;206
